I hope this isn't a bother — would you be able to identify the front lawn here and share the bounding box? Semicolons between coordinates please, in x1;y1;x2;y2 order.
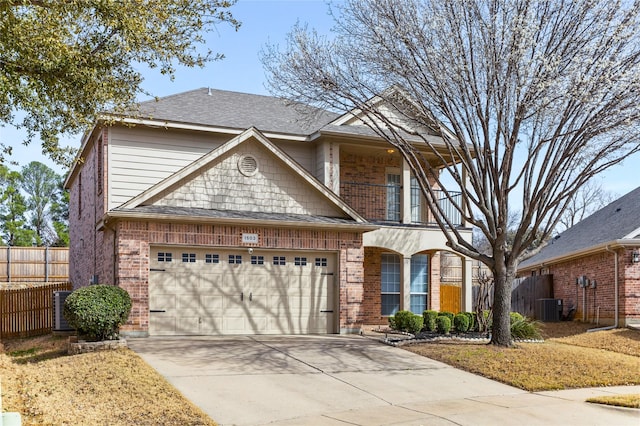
403;322;640;392
0;335;215;425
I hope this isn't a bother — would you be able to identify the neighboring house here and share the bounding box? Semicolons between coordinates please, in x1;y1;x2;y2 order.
64;88;474;337
518;187;640;327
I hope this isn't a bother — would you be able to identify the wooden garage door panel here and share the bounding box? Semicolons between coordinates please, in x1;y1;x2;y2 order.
150;315;176;335
149;247;336;335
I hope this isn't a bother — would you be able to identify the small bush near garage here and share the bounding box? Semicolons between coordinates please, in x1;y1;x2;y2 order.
423;310;438;331
453;313;470;333
64;285;132;341
390;310;424;334
436;315;451;334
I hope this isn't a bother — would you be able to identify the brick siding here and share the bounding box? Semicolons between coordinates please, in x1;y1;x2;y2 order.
547;248;640;325
114;221;364;334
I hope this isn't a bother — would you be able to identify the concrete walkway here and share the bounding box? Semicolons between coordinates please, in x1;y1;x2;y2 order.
127;335;640;426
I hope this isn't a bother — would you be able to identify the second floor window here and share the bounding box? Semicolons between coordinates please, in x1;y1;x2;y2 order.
386;172;401;222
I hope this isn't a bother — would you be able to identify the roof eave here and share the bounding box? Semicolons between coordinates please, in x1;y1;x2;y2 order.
109;115;313;141
518;239;640;271
102;210;379;232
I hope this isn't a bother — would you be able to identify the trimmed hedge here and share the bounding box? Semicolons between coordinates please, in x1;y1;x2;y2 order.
436;315;451;334
423;310;438;332
463;312;476;331
390;310;424;334
439;311;454;322
453;313;470;332
63;285;132;341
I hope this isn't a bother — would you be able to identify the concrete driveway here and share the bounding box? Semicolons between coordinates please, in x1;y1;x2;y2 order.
128;335;639;426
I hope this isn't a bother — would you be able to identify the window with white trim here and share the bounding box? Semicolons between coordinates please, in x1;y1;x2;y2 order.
182;253;196;263
294;257;307;266
386;171;401;222
205;254;219;264
381;253;401;316
229;255;242;264
410;254;428;314
251;255;264;265
273;256;286;266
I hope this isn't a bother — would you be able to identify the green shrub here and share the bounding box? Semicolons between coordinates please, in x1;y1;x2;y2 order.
436;315;451;334
453;313;470;332
390;310;412;331
64;285;132;341
510;312;525;324
388;316;396;330
423;310;438;332
406;314;424;334
463;312;476;331
391;310;423;334
439;311;454;322
510;316;542;340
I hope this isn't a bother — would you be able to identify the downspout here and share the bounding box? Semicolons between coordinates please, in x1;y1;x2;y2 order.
588;245;619;332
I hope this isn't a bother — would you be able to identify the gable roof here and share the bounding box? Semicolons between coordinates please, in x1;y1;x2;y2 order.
128;88;339;136
519;186;640;269
108;127;371;229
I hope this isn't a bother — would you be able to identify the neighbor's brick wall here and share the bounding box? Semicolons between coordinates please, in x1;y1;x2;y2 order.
114;221;365;333
548;248;640;325
621;248;640;324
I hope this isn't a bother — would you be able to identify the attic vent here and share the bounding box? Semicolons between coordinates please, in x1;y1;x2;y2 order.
238;155;259;176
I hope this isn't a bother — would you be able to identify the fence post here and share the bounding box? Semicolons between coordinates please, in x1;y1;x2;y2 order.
6;246;10;283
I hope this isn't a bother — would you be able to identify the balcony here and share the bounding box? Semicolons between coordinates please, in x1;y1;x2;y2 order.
340;181;463;227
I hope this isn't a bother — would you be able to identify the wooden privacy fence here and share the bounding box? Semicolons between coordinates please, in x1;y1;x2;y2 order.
0;246;69;282
510;275;553;317
0;281;72;339
471;274;554;316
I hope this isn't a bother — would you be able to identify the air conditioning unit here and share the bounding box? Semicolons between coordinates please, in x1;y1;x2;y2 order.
535;298;563;322
53;291;73;331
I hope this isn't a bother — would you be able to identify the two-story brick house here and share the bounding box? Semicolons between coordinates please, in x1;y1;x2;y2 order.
65;88;474;336
518;187;640;327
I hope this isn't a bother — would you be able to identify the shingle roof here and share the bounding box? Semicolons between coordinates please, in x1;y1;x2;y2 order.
133;88;339;135
520;186;640;268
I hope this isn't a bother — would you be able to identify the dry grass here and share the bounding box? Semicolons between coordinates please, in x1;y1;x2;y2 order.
1;335;216;425
587;394;640;409
404;322;640;392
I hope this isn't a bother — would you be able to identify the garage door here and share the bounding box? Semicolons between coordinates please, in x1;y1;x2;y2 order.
149;247;337;335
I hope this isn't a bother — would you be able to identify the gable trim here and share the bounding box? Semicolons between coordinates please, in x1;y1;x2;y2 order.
623;226;640;239
118;127;367;223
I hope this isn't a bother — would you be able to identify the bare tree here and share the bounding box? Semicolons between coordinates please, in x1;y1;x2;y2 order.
262;0;640;346
556;180;617;232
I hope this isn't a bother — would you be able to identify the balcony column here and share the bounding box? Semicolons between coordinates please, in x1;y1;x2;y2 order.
461;167;467;227
402;255;412;312
401;158;412;224
461;256;473;311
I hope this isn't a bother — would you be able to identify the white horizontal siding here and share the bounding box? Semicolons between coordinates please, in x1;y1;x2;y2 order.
109;127;228;208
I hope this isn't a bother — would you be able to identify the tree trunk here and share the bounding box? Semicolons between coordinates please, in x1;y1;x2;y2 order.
491;257;516;347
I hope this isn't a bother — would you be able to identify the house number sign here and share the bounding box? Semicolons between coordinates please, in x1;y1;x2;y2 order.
242;233;259;244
